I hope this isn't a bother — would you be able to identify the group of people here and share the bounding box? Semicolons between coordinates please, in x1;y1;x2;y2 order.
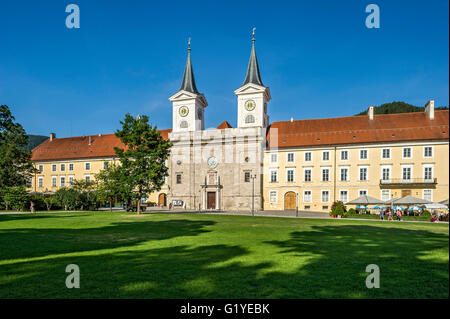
379;208;402;221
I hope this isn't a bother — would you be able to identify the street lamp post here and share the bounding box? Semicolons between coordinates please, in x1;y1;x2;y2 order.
296;192;299;217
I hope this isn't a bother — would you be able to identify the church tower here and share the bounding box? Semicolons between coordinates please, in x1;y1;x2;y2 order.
169;39;207;132
234;29;271;128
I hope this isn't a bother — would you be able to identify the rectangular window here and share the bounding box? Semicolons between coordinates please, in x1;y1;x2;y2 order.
85;175;91;183
341;150;348;160
270;170;278;183
382;167;390;181
269;191;277;203
304;191;312;203
381;190;390;201
52;164;57;172
304;205;311;210
360;149;368;160
322;151;330;161
287;153;294;163
424;146;433;158
382;148;391;159
359;167;367;181
69;163;74;171
321;190;329;202
60;163;65;172
270;153;278;163
304;169;312;182
244;172;250;183
38;165;43;173
322;206;329;210
403;147;412;158
68;176;74;186
359;190;367;196
424;167;433;180
85;162;91;170
38;177;43;188
60;176;65;187
322;168;329;182
52;176;57;187
304;152;312;162
423;189;432;202
402;167;411;181
176;174;182;184
339;191;348;202
340;168;348;181
287;169;294;182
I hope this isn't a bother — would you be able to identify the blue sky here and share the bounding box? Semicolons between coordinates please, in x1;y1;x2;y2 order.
0;0;448;137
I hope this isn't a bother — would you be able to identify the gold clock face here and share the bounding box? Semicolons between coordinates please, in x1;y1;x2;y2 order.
245;100;256;111
179;106;189;117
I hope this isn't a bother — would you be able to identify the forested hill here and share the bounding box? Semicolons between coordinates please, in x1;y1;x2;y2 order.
26;135;48;151
357;101;448;115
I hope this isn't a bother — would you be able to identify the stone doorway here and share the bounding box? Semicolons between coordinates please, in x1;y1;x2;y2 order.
158;193;166;207
284;191;296;210
401;190;411;197
207;192;216;209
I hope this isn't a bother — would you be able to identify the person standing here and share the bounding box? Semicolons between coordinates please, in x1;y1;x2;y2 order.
30;201;36;213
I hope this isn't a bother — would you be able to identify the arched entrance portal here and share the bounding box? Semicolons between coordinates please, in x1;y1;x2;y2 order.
158;193;167;207
284;192;296;210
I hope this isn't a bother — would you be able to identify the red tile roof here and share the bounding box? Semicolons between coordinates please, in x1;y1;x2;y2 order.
217;121;233;129
267;110;449;149
31;129;172;161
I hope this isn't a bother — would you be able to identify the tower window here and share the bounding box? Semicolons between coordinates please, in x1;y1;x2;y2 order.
245;115;255;124
176;174;182;184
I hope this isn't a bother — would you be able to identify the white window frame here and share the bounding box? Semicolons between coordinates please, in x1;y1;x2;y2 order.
401;164;413;182
38;165;44;173
402;147;412;159
381;148;391;160
321;190;330;203
60;163;66;172
269;169;278;183
322;151;330;162
423;164;434;181
68;175;74;186
359;149;369;160
340;166;349;182
304;151;312;162
359;189;368;197
38;176;44;188
69;163;74;171
84;174;91;183
51;176;57;187
287;152;295;163
303;167;312;182
423;146;433;158
321;167;330;182
60;176;66;187
52;164;57;172
381;189;391;201
339;190;349;202
423;189;433;202
270;153;278;163
85;162;91;171
303;190;312;203
381;165;392;182
269;190;278;203
340;150;349;161
359;166;369;181
286;168;295;182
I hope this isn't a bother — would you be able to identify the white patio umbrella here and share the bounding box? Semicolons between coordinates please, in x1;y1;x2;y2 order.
423;203;448;209
346;195;386;205
391;195;433;205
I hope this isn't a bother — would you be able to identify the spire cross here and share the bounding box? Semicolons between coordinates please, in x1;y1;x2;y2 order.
188;37;191;51
252;27;256;42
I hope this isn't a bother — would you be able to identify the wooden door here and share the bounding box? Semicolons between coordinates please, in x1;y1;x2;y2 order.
401;190;411;197
284;192;296;210
158;193;166;206
207;192;216;209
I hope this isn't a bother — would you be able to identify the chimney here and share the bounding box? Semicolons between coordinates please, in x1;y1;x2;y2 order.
88;136;92;146
425;99;435;120
368;105;374;120
49;133;56;141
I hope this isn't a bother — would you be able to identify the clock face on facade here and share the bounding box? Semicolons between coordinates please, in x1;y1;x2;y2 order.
207;156;218;168
179;106;189;117
245;99;256;111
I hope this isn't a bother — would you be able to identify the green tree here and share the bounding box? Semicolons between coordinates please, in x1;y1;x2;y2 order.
43;196;56;211
72;179;98;210
54;188;83;211
0;105;35;188
3;186;30;211
114;114;172;214
95;163;132;211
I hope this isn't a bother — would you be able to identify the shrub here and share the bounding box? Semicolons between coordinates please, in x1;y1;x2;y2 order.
421;210;431;217
348;208;356;214
2;186;30;211
330;201;345;217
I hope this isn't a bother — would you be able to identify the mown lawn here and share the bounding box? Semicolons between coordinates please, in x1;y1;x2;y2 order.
0;212;448;298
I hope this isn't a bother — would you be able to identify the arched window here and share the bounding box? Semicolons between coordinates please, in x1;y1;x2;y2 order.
245;114;255;124
180;121;188;128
